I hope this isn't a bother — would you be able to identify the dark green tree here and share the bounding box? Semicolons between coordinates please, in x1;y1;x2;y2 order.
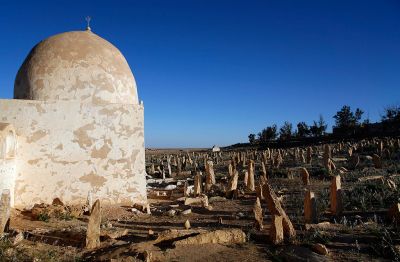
279;121;293;140
248;133;256;144
296;122;310;138
310;115;327;137
381;105;400;122
257;125;277;142
333;105;364;128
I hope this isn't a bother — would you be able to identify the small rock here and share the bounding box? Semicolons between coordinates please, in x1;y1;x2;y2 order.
52;198;64;206
101;228;129;240
181;209;192;215
131;208;141;214
167;210;176;217
71;206;84;217
208;196;227;204
237;212;245;218
205;205;213;211
164;185;177;190
106;222;113;228
132;203;151;214
184;220;191;229
312;243;329;255
148;229;154;236
184;197;203;206
13;232;24;245
176;197;186;202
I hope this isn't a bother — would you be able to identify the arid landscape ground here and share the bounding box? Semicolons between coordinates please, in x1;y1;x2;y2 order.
0;137;399;261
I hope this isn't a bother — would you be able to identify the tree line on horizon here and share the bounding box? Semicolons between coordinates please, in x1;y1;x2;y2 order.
248;104;400;144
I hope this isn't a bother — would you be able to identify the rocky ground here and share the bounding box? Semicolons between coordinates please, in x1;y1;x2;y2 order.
1;137;400;261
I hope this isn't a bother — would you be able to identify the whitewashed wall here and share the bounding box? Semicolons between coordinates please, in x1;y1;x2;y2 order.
0;160;16;206
0;99;146;207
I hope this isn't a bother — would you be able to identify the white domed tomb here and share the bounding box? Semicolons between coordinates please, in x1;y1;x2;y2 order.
0;30;146;207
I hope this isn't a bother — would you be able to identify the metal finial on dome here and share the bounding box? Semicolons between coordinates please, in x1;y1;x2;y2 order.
85;16;91;31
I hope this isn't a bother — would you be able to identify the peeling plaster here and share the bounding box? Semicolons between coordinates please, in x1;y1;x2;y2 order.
0;99;146;207
79;171;107;188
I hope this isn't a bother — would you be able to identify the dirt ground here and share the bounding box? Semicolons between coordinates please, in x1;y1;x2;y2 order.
1;138;399;261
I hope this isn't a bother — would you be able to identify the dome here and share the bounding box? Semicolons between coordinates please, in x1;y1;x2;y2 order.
14;30;138;105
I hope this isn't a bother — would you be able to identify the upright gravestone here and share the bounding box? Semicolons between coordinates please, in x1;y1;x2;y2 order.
0;189;10;233
270;215;284;245
306;147;312;165
194;172;202;197
226;170;239;198
87;191;93;214
206;161;216;185
350;154;360;169
262;183;296;239
167;156;172;176
247;160;255;191
243;170;249;187
330;176;343;216
323;144;331;173
304;190;317;223
372;154;382;169
256;181;265;200
228;163;234;177
261;161;267;179
253;197;263;230
86;199;101;249
299;167;310;186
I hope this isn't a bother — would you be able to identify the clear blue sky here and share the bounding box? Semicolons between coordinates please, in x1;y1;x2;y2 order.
0;1;399;148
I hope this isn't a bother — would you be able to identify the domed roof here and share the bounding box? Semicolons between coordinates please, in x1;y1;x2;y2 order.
14;30;138;105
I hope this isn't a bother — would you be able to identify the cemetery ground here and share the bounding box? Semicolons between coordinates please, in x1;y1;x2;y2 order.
0;138;399;261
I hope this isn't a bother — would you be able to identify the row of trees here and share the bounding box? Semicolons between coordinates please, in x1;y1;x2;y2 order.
248;115;328;143
381;105;400;123
248;104;400;144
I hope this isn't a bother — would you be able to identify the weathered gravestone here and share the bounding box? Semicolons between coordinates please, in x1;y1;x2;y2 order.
86;199;101;249
0;190;10;234
304;190;317;223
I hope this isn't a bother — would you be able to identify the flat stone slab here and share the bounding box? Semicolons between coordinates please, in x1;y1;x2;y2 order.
173;229;246;246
